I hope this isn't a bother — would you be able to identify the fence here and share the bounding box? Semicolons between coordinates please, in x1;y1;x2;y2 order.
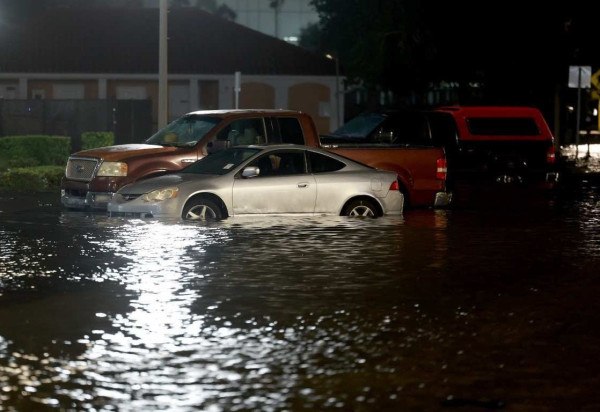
0;99;153;152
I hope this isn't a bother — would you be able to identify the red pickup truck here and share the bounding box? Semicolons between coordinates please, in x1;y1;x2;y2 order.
61;109;450;210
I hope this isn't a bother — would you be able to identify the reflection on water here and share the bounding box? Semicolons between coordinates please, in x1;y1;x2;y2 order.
1;188;600;410
561;143;600;173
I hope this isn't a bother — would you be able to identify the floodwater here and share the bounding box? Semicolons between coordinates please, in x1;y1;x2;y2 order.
1;177;600;411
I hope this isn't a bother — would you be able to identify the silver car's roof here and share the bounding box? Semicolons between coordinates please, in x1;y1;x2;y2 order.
233;144;374;170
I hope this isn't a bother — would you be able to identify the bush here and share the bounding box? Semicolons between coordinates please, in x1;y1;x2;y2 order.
0;132;115;192
7;157;40;168
81;131;114;150
0;135;71;167
0;166;65;191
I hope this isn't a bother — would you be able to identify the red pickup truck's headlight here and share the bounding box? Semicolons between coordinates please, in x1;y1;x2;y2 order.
97;161;128;177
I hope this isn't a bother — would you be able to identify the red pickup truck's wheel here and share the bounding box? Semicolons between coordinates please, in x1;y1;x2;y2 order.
343;198;380;217
182;198;223;221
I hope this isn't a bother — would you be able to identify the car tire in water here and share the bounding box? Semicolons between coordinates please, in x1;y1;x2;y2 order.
343;198;380;218
182;197;223;221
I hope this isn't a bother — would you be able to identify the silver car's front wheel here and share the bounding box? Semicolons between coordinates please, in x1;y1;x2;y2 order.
343;198;379;218
182;198;223;221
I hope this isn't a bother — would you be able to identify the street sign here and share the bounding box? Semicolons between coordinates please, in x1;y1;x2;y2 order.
568;65;593;151
568;66;592;88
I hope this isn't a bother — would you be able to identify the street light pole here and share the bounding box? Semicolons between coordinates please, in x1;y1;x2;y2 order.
158;0;168;129
326;53;341;128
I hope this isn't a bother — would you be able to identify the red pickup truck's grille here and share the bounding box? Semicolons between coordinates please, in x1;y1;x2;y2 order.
65;157;99;182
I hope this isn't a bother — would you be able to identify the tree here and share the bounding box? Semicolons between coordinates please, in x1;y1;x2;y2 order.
298;22;323;53
310;0;600;109
310;0;434;104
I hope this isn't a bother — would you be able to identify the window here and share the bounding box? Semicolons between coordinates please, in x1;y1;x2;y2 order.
53;83;84;99
467;117;540;136
332;113;385;138
427;112;459;148
308;151;345;173
324;111;432;146
116;86;147;100
145;115;221;146
248;150;306;176
31;89;46;100
182;147;260;175
216;118;266;145
377;113;431;146
272;117;304;144
0;85;17;99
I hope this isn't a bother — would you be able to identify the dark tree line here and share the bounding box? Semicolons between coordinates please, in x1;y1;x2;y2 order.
302;0;600;110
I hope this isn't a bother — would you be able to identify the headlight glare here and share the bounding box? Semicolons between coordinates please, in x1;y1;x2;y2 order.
142;187;179;202
97;162;128;177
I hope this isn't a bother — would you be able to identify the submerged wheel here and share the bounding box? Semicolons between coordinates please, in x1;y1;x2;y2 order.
182;198;223;221
343;198;380;218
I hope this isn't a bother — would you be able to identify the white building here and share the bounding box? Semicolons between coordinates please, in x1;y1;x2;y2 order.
0;7;342;133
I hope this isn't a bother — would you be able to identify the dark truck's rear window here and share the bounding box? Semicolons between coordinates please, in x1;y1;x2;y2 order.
467;117;540;136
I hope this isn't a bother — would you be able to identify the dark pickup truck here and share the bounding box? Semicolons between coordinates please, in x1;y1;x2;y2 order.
425;106;558;185
334;106;559;189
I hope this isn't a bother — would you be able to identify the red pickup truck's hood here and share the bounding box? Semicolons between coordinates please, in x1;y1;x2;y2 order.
72;144;174;161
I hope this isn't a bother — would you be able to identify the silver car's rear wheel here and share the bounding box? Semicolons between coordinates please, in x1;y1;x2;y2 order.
182;198;222;221
343;198;379;218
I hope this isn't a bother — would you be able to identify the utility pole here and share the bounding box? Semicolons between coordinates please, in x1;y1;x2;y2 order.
326;53;341;128
270;0;284;39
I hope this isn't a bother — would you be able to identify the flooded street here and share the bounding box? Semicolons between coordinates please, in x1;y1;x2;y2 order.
1;180;600;411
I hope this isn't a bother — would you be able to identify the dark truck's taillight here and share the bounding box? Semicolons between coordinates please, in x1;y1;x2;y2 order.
436;157;448;180
546;145;556;164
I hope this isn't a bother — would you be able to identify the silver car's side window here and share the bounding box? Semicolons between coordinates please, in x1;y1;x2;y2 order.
307;152;345;173
249;151;306;177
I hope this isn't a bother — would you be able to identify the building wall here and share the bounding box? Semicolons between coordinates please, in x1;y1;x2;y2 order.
0;74;341;133
199;80;220;110
107;79;159;121
288;82;330;134
239;82;276;109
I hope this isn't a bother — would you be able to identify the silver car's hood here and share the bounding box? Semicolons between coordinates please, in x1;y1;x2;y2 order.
119;173;216;194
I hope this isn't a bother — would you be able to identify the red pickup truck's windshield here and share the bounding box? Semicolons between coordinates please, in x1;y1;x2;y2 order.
145;115;222;147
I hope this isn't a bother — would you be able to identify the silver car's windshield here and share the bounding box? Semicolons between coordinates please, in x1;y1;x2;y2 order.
145;115;222;147
181;147;261;175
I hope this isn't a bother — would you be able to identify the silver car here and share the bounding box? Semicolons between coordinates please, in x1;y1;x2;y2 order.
107;145;403;220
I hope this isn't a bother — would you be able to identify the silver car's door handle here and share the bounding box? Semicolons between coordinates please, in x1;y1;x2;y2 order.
298;182;309;188
181;159;196;163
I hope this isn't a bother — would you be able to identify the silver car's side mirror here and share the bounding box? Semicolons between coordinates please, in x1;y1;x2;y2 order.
242;166;260;178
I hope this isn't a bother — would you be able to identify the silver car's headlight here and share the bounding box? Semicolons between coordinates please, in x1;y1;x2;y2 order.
142;187;179;202
97;161;128;177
